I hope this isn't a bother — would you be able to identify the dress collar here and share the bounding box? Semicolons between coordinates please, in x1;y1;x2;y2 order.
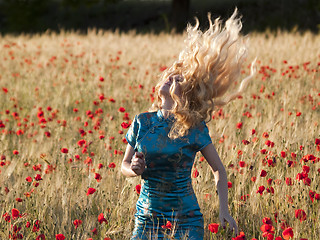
157;109;175;122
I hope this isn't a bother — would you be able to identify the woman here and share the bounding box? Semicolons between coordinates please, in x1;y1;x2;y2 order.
121;9;256;240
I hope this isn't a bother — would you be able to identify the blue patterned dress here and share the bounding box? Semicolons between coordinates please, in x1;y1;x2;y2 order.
125;110;212;240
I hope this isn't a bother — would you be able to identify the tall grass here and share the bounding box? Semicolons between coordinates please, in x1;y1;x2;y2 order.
0;29;319;239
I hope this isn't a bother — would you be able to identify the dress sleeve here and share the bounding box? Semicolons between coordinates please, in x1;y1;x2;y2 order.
125;115;139;148
196;122;212;151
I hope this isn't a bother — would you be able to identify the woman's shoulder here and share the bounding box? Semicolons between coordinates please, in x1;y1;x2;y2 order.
133;111;158;127
135;111;157;121
193;120;208;130
188;121;210;138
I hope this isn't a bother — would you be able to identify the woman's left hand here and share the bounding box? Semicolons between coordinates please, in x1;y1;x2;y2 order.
219;210;238;235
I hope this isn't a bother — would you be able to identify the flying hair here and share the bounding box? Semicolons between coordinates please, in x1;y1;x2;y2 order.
150;9;257;139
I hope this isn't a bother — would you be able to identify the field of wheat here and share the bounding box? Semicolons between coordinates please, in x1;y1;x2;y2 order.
0;28;319;240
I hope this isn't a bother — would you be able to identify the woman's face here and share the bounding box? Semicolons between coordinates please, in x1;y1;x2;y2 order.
159;74;183;100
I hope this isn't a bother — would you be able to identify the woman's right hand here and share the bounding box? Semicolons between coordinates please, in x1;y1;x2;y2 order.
130;152;146;176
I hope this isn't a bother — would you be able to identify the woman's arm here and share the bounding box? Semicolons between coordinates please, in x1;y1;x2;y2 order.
121;144;145;177
201;143;238;234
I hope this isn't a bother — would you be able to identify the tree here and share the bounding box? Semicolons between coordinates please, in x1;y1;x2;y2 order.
171;0;190;32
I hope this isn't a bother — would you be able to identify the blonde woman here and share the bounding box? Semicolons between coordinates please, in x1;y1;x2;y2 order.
121;9;256;240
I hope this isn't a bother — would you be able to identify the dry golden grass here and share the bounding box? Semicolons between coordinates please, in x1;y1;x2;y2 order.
0;29;319;240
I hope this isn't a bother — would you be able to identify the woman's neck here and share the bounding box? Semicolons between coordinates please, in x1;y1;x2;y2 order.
161;98;174;119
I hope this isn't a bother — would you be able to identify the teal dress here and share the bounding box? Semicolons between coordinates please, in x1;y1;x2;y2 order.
125;110;212;240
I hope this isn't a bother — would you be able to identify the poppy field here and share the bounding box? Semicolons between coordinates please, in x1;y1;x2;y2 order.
0;29;320;240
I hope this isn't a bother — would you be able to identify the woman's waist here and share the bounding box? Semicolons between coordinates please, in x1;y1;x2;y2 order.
136;193;202;217
141;177;194;195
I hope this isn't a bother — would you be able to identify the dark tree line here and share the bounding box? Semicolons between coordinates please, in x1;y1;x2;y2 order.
0;0;319;34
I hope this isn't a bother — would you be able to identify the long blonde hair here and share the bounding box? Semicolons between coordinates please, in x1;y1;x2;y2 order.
151;9;256;139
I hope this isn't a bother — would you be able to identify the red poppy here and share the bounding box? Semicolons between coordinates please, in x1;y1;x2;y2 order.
91;228;97;235
242;140;250;145
135;184;141;194
35;174;42;181
315;138;320;145
16;129;24;135
267;158;275;167
121;122;130;129
32;220;40;232
257;186;265;195
118;107;125;112
295;209;306;222
13;150;19;155
262;233;274;240
77;139;86;147
61;148;68;154
26;176;32;182
265;140;274;147
303;177;311;186
192;168;199;178
285;177;293;186
108;162;116;168
161;221;172;230
261;149;267;154
282;227;293;239
236;122;243;129
98;213;107;224
3;212;10;222
262;217;272;225
260;170;267;177
227;181;232;188
260;224;275;234
280;151;286;158
36;234;45;240
94;173;102;182
73;219;82;229
266;187;274;194
232;232;245;240
208;223;219;233
86;188;96;196
11;208;20;219
84;157;92;165
302;165;310;174
55;234;65;240
239;161;246;168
